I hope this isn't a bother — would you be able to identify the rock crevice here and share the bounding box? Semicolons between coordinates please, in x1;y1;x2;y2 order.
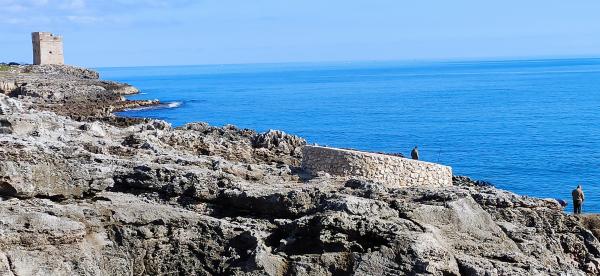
0;64;598;275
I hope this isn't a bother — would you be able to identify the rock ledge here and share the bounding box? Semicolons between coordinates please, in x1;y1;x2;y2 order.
0;65;598;275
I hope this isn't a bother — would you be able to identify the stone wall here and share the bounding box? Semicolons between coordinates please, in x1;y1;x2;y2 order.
32;32;64;65
302;145;452;188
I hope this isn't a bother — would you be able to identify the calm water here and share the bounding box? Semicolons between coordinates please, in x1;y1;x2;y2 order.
98;58;600;213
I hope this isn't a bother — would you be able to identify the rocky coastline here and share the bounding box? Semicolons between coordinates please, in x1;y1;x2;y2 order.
1;64;600;275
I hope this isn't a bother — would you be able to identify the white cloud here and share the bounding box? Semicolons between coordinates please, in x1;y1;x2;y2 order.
0;0;199;25
66;15;100;24
0;17;26;24
60;0;86;11
0;4;26;13
31;0;50;5
0;0;50;10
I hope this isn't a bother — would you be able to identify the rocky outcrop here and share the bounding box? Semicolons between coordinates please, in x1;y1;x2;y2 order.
0;64;153;119
0;81;19;95
0;65;598;275
98;80;140;95
22;64;100;79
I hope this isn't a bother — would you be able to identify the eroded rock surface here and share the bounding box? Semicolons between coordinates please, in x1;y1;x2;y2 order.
0;65;598;275
0;64;152;119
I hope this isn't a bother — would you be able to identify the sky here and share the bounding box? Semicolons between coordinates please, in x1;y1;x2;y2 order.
1;0;600;67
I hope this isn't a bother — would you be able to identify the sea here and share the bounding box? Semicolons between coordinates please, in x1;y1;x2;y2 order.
97;58;600;213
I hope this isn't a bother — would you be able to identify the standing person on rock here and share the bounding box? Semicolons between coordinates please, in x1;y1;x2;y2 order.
572;185;585;215
411;146;419;160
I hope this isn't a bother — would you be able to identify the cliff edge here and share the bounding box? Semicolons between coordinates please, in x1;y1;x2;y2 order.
0;65;599;275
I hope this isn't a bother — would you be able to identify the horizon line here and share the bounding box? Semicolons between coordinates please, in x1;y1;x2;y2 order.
90;54;600;70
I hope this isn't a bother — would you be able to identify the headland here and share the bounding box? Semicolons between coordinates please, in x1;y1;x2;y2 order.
1;64;600;275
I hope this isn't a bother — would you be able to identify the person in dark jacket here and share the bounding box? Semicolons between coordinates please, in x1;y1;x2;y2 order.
411;146;419;160
572;185;584;214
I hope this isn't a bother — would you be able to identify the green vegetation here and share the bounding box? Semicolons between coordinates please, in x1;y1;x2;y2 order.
0;65;12;71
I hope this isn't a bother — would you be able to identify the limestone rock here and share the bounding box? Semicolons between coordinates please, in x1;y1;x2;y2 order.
22;64;100;79
0;65;598;275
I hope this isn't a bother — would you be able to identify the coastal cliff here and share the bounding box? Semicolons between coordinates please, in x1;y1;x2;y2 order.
0;64;599;275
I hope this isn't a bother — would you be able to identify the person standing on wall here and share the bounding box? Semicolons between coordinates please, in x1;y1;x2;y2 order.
572;185;585;215
411;146;419;160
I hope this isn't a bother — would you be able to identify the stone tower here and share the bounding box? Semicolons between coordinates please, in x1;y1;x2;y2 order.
32;32;64;65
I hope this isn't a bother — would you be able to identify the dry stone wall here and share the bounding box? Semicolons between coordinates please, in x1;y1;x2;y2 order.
302;145;452;187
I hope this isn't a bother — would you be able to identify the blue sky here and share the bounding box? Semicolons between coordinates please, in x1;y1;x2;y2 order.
2;0;600;67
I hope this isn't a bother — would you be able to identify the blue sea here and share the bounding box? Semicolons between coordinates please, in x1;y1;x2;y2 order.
98;58;600;213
